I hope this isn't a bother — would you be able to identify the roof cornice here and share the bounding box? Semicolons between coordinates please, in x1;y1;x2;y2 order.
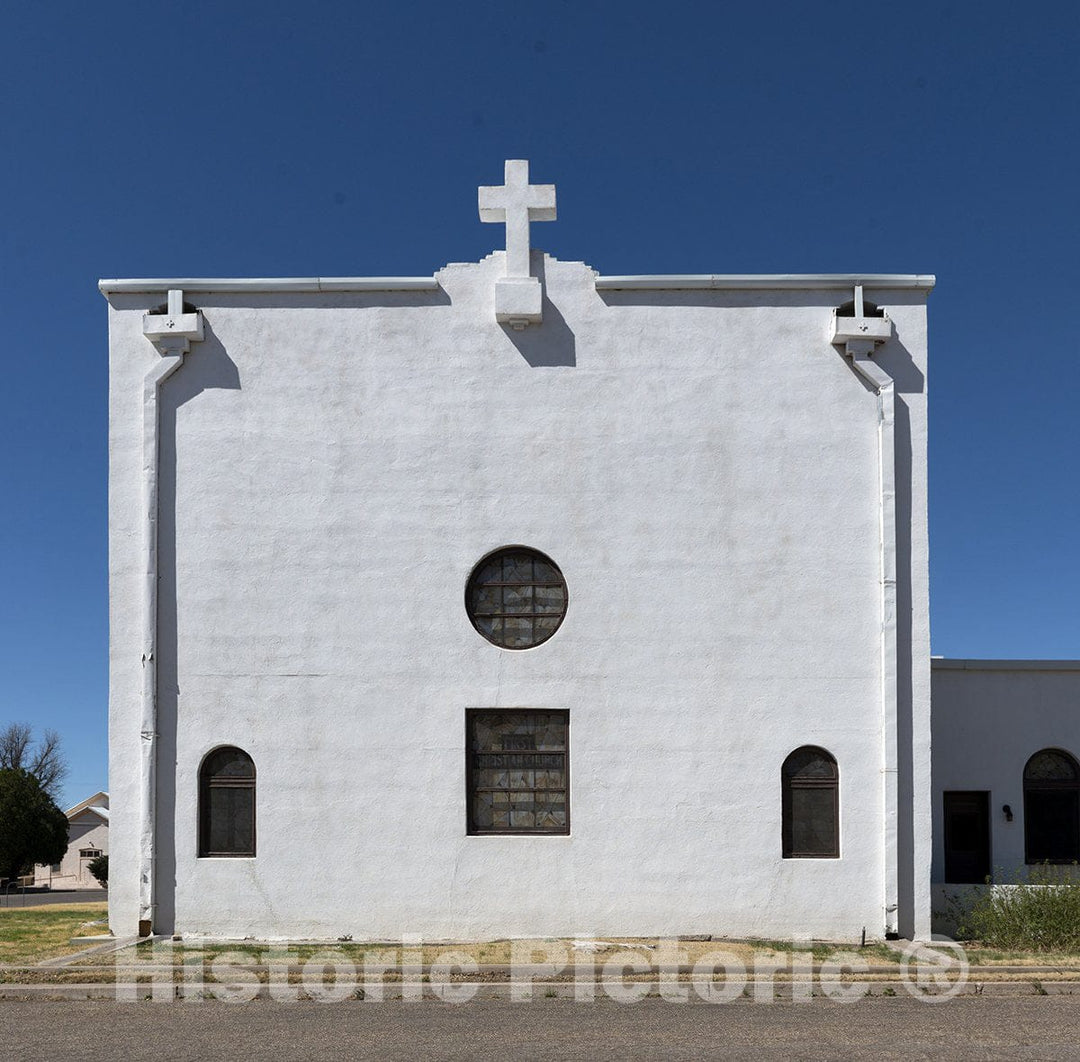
99;277;440;295
64;791;109;817
595;273;936;292
99;272;936;297
932;659;1080;671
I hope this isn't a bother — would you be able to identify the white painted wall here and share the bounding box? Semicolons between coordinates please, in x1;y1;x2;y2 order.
106;253;930;941
931;660;1080;883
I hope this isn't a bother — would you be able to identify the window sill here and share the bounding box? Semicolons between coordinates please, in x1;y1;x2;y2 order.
467;831;571;838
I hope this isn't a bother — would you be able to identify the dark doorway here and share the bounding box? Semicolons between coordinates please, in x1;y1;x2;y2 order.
943;791;991;884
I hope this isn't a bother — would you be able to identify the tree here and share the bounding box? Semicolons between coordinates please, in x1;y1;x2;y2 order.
87;854;108;888
0;723;68;799
0;769;69;881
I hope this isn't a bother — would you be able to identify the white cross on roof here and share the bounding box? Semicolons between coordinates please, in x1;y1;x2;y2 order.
478;160;556;279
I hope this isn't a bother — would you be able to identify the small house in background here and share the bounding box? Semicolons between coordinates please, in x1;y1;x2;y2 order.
35;792;109;889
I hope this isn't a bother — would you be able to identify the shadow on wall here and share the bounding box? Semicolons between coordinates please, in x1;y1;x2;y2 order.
167;319;241;403
932;882;990;940
155;317;241;935
498;258;576;367
838;338;924;397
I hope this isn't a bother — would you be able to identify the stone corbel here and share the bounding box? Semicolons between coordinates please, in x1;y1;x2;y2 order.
830;284;891;363
143;288;204;354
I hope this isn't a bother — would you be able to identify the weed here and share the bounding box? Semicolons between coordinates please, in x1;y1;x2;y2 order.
857;943;902;964
955;867;1080;951
745;938;844;963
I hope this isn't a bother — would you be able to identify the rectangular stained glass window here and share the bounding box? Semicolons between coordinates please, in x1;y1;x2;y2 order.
467;710;569;835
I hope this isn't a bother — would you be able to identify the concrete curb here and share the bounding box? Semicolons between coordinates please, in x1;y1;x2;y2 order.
0;980;1075;1002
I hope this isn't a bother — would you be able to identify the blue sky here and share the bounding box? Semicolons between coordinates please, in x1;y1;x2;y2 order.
2;1;1078;808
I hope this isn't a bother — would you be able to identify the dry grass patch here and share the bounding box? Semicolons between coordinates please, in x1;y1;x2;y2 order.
962;946;1080;967
104;936;900;969
0;903;109;965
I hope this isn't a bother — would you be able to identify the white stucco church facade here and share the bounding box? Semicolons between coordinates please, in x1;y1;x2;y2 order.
101;161;1075;944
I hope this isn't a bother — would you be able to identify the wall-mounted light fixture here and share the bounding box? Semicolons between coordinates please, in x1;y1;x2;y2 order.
1003;804;1014;822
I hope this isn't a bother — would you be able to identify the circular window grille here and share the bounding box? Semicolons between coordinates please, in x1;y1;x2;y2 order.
465;547;568;649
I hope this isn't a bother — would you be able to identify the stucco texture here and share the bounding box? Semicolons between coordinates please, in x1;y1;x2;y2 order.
107;254;930;941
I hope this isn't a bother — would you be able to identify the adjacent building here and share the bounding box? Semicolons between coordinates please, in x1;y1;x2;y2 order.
35;791;109;890
932;660;1080;910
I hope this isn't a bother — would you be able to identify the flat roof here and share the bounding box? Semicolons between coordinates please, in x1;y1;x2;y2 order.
932;659;1080;671
98;272;936;296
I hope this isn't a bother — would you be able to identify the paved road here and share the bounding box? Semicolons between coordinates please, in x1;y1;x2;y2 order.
4;997;1080;1060
0;889;105;908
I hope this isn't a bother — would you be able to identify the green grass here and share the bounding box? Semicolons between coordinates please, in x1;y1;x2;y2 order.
0;903;109;964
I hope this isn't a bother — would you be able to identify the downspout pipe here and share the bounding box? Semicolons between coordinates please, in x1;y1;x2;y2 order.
138;290;203;936
831;288;900;939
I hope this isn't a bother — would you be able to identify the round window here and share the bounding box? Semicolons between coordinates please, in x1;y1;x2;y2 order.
465;547;568;649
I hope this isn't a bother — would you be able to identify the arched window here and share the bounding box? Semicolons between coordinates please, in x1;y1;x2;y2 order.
782;746;839;859
1024;748;1080;864
199;747;256;858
